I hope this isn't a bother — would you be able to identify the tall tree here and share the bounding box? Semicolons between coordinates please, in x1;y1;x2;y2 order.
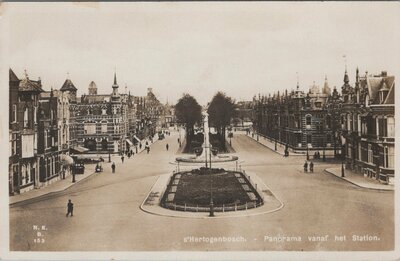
175;93;202;141
207;92;236;142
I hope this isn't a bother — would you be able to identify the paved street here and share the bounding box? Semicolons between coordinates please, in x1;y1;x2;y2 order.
10;131;394;251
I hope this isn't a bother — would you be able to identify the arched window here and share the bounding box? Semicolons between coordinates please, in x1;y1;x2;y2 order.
305;115;312;126
101;121;108;133
101;139;108;151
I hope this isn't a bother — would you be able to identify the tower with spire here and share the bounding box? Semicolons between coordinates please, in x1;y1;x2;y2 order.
111;71;120;103
322;75;331;95
88;81;97;95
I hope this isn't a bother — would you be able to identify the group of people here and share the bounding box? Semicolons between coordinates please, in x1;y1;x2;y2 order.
303;160;314;172
313;151;322;159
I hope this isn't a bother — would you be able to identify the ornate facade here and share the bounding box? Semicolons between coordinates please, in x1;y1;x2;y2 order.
73;73;132;154
9;69;43;194
253;78;341;155
341;69;395;184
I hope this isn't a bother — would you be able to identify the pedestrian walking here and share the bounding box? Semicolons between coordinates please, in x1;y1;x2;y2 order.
310;161;314;172
111;162;116;173
66;199;74;217
135;146;138;153
121;155;124;163
147;146;150;154
303;161;308;172
166;143;169;151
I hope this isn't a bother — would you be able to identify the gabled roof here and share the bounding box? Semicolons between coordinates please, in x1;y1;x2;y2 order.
9;69;19;82
81;94;110;104
367;75;395;104
384;78;395;105
60;79;77;91
19;77;44;92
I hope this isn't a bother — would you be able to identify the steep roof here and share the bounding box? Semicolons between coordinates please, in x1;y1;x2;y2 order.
81;94;110;103
367;75;395;104
18;76;44;93
60;79;77;91
384;77;395;105
9;69;19;82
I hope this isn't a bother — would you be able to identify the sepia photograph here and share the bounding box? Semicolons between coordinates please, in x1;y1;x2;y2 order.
0;1;399;260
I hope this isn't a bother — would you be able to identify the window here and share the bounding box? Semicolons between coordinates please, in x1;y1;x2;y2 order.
24;107;28;128
12;104;17;123
306;115;312;126
34;106;37;124
385;146;394;168
101;121;108;133
378;118;387;137
367;144;373;163
307;134;312;144
326;115;331;129
21;165;26;185
84;122;96;135
44;130;48;148
387;117;395;137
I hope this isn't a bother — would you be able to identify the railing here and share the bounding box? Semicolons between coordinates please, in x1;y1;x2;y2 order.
159;170;264;212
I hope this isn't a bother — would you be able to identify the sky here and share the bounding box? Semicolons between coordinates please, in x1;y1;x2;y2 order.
4;2;400;105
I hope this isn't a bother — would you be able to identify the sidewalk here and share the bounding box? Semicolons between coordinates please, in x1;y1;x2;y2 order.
246;132;304;156
9;163;98;205
325;167;394;191
9;135;160;205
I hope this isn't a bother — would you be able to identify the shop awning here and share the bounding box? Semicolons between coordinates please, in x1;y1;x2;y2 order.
71;146;89;153
133;135;141;143
60;154;74;165
126;139;133;146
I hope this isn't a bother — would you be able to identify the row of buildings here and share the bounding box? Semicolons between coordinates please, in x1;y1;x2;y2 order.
252;69;395;185
9;69;176;195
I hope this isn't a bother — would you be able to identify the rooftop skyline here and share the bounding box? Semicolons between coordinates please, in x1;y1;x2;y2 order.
5;2;400;105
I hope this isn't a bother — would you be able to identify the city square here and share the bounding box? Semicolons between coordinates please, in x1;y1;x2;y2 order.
10;130;394;251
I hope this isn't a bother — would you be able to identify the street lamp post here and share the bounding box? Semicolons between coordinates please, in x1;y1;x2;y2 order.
341;160;345;177
209;170;214;217
306;145;309;160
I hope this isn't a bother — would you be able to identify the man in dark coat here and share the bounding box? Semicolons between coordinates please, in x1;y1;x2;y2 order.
303;161;308;172
310;161;314;172
111;162;116;173
66;199;73;217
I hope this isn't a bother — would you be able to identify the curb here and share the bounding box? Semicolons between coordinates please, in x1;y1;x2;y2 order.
324;168;394;192
9;168;98;206
246;135;295;156
10;137;161;206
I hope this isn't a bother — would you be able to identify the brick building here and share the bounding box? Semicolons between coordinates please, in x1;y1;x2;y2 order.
253;78;341;156
9;69;43;194
73;73;132;154
341;69;395;184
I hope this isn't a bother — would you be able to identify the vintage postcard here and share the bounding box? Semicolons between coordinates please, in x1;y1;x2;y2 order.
0;1;399;260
